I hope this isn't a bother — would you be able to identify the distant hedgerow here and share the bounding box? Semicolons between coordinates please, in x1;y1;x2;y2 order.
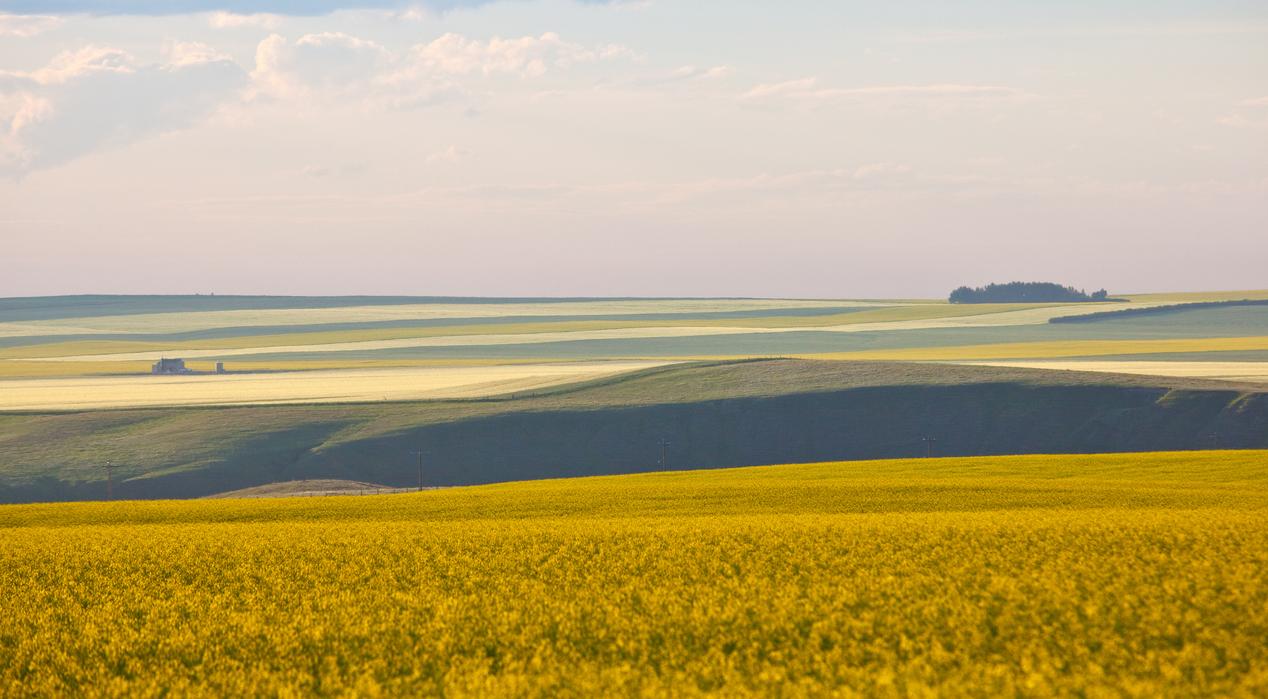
949;281;1110;304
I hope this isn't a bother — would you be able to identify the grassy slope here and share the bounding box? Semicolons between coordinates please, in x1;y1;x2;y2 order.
206;479;398;498
2;452;1266;695
1;359;1265;497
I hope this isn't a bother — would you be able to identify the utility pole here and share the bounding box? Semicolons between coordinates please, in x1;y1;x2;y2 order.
922;436;937;458
103;460;114;500
657;438;671;468
410;449;424;491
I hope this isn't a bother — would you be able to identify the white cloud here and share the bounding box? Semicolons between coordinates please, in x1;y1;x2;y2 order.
391;5;431;22
27;46;136;85
207;12;283;30
407;32;631;77
852;162;914;180
1;45;247;175
165;41;233;67
741;77;1025;103
301;162;368;178
426;144;470;163
252;32;388;97
650;65;731;84
1216;97;1268;129
250;30;630;108
0;13;61;38
1217;114;1268;129
740;77;818;101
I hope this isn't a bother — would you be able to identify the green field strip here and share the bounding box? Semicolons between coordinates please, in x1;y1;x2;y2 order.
0;294;773;323
1;298;863;338
0;304;881;350
198;306;1268;364
1122;289;1268;303
804;336;1268;361
0;305;1056;361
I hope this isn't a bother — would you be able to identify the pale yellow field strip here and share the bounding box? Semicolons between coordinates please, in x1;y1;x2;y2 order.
1123;289;1268;303
0;322;118;339
0;299;877;338
808;301;1172;333
0;358;595;379
799;336;1268;362
18;302;1178;363
960;360;1268;384
27;326;781;362
0;361;672;411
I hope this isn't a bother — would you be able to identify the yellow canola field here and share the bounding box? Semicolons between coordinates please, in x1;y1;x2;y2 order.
2;451;1267;697
0;361;670;411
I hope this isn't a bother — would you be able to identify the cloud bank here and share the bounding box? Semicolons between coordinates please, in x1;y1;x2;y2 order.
0;12;61;35
0;1;612;16
1;29;630;175
0;44;246;175
741;78;1025;104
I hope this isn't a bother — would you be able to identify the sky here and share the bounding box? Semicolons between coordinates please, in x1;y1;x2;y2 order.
1;1;1266;298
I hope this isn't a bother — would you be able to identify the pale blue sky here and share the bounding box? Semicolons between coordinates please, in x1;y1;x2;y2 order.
1;1;1265;297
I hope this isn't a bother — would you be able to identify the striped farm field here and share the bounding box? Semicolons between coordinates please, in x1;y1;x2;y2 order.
2;451;1266;696
0;304;1200;364
0;298;861;338
2;293;1265;385
0;361;672;411
0;304;1086;362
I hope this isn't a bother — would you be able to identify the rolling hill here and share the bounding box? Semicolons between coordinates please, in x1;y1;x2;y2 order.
3;359;1266;502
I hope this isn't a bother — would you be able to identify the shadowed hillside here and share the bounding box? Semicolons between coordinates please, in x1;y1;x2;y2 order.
2;360;1266;503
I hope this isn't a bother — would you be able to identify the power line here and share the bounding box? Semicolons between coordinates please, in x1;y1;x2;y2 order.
922;436;938;458
657;438;671;468
102;460;114;500
410;448;425;491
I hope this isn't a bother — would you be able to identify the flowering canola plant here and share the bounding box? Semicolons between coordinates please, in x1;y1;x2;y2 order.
2;450;1267;696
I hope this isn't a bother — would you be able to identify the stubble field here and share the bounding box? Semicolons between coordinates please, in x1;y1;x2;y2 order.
0;361;672;411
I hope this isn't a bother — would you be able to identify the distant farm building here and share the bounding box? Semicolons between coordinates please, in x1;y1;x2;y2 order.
152;358;190;375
